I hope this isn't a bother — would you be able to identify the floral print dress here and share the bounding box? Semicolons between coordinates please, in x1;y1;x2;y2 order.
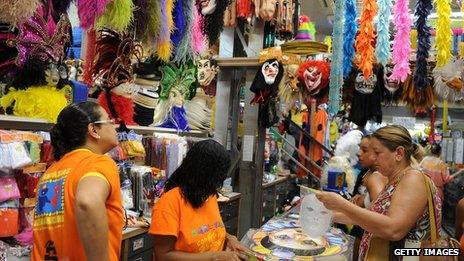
358;171;442;260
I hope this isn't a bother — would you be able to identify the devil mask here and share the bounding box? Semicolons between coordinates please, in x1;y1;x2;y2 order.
197;59;219;86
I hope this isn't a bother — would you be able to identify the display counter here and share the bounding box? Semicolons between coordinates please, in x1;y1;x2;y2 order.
240;205;354;260
121;227;153;261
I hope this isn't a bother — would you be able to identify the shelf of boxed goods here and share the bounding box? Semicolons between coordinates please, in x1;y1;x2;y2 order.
0;115;209;138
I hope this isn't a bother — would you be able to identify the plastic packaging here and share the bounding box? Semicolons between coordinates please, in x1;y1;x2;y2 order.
299;194;332;237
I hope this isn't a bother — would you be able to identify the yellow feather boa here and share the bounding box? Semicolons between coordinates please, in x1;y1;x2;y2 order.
435;0;452;67
0;85;71;123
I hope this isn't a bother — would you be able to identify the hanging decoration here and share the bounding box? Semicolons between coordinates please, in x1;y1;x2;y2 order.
141;0;161;43
237;0;253;20
196;0;228;45
192;3;207;54
328;0;345;115
134;0;149;38
96;0;135;32
435;0;452;67
0;0;40;26
413;0;432;91
374;0;392;67
342;0;357;77
355;0;377;78
173;0;195;63
390;0;412;82
156;0;175;62
171;0;186;49
77;0;112;29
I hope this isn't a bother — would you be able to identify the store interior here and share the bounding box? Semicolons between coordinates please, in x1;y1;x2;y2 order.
1;0;464;260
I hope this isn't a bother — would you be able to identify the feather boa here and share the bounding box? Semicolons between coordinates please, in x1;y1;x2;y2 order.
0;85;70;123
134;0;149;38
156;0;174;61
83;29;97;86
142;0;161;44
98;91;136;125
192;4;206;54
390;0;412;82
355;0;378;78
375;0;392;67
78;0;111;29
171;0;186;49
0;0;40;26
413;0;432;91
96;0;135;32
174;0;195;63
328;0;345;115
435;0;452;67
343;0;357;78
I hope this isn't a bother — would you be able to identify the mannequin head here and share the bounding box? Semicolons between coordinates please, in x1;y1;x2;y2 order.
197;59;219;86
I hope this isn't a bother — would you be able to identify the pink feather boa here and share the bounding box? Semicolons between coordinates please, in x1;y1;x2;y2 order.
390;0;412;82
192;4;206;54
78;0;112;29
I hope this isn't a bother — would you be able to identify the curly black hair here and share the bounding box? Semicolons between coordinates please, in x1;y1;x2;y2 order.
50;101;102;160
164;139;231;208
196;0;228;45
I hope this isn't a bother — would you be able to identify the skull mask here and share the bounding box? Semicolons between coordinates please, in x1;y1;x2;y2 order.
355;72;377;94
197;59;219;86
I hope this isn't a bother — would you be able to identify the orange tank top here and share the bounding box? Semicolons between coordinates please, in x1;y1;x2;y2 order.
32;149;124;260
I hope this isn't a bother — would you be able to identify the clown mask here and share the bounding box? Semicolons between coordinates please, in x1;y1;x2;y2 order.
262;60;280;85
197;59;219;86
303;66;323;95
355;72;377;94
200;0;217;15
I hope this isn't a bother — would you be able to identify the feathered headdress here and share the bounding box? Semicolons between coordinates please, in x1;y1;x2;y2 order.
0;0;40;26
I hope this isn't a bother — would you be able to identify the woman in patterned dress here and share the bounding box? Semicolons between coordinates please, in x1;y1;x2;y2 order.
317;125;441;260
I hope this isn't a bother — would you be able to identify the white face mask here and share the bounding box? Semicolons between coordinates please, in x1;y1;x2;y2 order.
200;0;217;15
262;60;280;85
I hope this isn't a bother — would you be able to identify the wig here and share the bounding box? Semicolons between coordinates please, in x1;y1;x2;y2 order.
77;0;112;29
375;0;392;67
164;139;231;208
96;0;135;32
435;0;452;67
0;0;40;26
414;0;432;91
343;0;357;77
328;0;345;115
196;0;228;44
390;0;412;82
355;0;377;78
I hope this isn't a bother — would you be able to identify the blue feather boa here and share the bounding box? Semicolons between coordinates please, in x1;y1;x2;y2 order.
375;0;392;66
328;0;345;115
171;0;186;49
343;0;357;77
413;0;432;91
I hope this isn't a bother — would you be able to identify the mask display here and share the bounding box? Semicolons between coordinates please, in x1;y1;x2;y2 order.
300;194;332;237
278;63;302;114
262;60;280;85
200;0;217;15
197;59;219;86
45;63;68;86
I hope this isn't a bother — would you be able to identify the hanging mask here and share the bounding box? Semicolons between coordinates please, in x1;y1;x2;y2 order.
384;65;400;94
262;60;280;85
200;0;217;15
355;72;377;94
297;60;330;96
197;59;219;86
45;63;68;86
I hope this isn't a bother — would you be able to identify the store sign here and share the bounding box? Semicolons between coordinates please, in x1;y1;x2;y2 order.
392;116;416;130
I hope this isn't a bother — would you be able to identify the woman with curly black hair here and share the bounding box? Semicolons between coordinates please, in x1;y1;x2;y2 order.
149;139;247;260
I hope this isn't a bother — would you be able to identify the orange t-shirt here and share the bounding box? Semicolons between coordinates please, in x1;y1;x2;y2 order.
149;187;226;253
32;149;124;261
